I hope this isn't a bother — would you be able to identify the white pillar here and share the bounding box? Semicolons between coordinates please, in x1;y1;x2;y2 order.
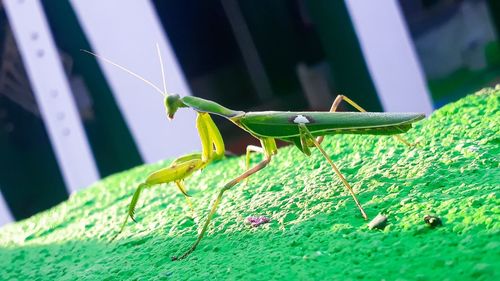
70;0;199;163
4;0;100;193
0;190;13;227
345;0;434;114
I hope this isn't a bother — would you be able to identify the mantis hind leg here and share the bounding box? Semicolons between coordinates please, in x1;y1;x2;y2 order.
300;124;368;220
318;95;415;146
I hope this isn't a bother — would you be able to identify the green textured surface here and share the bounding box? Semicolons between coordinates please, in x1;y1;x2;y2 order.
1;89;499;280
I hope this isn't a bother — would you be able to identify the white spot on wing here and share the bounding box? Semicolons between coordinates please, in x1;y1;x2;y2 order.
293;115;310;124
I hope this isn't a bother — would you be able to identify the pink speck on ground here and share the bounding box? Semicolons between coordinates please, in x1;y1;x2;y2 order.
246;216;270;227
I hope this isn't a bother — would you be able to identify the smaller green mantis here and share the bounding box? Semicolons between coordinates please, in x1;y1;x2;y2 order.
84;45;424;260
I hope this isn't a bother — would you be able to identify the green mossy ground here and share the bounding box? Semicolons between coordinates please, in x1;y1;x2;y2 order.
1;89;499;280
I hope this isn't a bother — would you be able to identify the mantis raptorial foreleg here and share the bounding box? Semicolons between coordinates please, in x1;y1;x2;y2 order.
300;123;368;220
175;181;194;213
317;95;415;147
110;112;225;241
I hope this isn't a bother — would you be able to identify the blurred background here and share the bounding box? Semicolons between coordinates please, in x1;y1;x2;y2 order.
0;0;499;226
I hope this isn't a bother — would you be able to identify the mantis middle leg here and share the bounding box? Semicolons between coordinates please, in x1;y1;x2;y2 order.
172;138;277;260
244;145;264;186
110;113;225;241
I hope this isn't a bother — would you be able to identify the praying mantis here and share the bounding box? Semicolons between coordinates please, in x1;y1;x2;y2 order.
83;45;425;260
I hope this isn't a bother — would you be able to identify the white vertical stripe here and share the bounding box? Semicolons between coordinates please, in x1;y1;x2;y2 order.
0;190;14;227
345;0;434;114
70;0;199;163
4;0;100;193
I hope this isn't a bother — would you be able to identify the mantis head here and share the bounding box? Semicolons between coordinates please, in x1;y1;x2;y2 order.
164;94;184;119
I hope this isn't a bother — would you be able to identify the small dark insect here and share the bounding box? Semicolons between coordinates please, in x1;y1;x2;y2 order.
367;214;387;230
424;215;442;228
246;216;270;227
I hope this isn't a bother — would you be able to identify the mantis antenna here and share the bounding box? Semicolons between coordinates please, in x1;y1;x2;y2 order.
81;49;166;97
155;43;168;95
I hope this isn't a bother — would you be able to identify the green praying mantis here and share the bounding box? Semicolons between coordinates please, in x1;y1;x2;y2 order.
83;45;425;260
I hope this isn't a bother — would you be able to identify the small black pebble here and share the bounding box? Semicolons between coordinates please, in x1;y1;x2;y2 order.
424;215;442;228
161;271;173;277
